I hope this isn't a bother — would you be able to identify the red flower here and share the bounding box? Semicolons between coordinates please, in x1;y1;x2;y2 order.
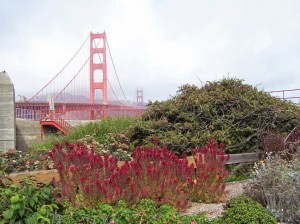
84;186;90;193
80;176;86;184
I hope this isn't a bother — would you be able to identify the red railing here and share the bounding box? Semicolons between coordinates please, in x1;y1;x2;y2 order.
40;110;74;135
269;88;300;101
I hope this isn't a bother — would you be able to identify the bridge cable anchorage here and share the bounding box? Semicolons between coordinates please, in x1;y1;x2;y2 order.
106;36;130;105
28;34;90;101
93;39;125;106
54;57;90;100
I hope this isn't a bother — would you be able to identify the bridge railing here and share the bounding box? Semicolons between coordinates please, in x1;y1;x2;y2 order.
269;89;300;104
40;110;74;132
16;108;41;120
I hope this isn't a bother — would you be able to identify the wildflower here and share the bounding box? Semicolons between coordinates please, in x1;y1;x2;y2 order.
153;137;159;144
80;176;86;184
69;165;77;172
84;186;90;193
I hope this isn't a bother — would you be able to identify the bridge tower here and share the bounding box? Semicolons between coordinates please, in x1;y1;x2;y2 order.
89;32;107;119
137;88;144;107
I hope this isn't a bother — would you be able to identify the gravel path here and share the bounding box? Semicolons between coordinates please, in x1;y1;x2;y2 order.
183;179;250;219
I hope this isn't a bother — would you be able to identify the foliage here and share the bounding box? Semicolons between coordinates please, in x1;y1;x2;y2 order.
0;176;60;223
1;118;135;174
188;140;230;203
226;163;253;182
130;78;300;154
77;133;132;160
0;149;54;173
245;150;300;223
259;129;300;160
29;117;137;152
60;199;209;224
213;195;277;224
48;140;229;209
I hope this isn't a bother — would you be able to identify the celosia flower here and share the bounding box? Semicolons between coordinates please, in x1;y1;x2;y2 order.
69;165;77;172
153;137;159;144
80;176;86;184
84;186;90;193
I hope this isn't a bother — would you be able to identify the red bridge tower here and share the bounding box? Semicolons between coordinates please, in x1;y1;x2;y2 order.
89;32;107;119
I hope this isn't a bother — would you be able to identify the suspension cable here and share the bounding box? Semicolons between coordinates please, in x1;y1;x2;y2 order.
106;36;129;105
54;57;89;100
28;34;90;101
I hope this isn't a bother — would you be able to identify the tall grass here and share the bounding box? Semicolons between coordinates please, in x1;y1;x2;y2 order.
29;117;138;152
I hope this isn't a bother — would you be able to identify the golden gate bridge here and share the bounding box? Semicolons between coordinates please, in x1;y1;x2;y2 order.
15;32;144;136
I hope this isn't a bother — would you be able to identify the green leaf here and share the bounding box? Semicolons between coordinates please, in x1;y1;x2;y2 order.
18;208;25;218
11;204;21;210
51;203;59;209
29;198;35;207
43;187;51;195
3;209;14;220
37;214;51;224
10;195;20;204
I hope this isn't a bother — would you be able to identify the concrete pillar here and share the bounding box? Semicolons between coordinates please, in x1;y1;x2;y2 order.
0;71;16;151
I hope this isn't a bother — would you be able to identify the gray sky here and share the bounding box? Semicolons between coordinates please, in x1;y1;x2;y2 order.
1;0;300;103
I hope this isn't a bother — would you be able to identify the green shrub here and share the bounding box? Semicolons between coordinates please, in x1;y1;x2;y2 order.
130;78;300;154
61;199;209;224
215;195;277;224
0;176;60;223
245;150;300;223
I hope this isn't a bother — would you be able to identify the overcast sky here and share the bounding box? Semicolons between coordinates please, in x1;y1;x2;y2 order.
1;0;300;103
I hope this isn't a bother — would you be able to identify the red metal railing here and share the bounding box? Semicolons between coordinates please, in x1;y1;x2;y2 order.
269;88;300;101
40;110;74;133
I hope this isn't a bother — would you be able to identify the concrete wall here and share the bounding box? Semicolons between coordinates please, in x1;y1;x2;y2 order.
16;119;40;151
0;71;16;151
15;119;96;151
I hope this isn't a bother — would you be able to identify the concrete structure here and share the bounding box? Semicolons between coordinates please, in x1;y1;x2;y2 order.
0;71;16;151
16;119;40;151
15;119;94;151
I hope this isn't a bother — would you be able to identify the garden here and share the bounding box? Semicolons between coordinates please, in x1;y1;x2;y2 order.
1;78;300;223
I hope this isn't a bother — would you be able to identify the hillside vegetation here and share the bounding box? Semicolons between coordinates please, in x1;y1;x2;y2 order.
130;78;300;154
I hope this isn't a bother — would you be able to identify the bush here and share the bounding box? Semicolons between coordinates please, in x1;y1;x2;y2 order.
0;176;60;223
49;140;229;209
245;151;300;223
214;195;277;224
188;140;230;203
130;78;300;154
61;199;209;224
259;129;300;160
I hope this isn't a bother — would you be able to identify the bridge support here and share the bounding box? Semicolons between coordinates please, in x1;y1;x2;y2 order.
89;32;108;119
137;88;144;107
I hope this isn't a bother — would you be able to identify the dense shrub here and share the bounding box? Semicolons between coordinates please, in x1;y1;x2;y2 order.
130;78;300;154
245;151;300;223
213;195;277;224
48;140;229;209
61;199;209;224
0;176;60;223
259;129;300;159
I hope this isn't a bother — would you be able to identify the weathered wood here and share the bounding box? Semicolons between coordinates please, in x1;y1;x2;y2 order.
226;152;263;164
186;152;262;165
